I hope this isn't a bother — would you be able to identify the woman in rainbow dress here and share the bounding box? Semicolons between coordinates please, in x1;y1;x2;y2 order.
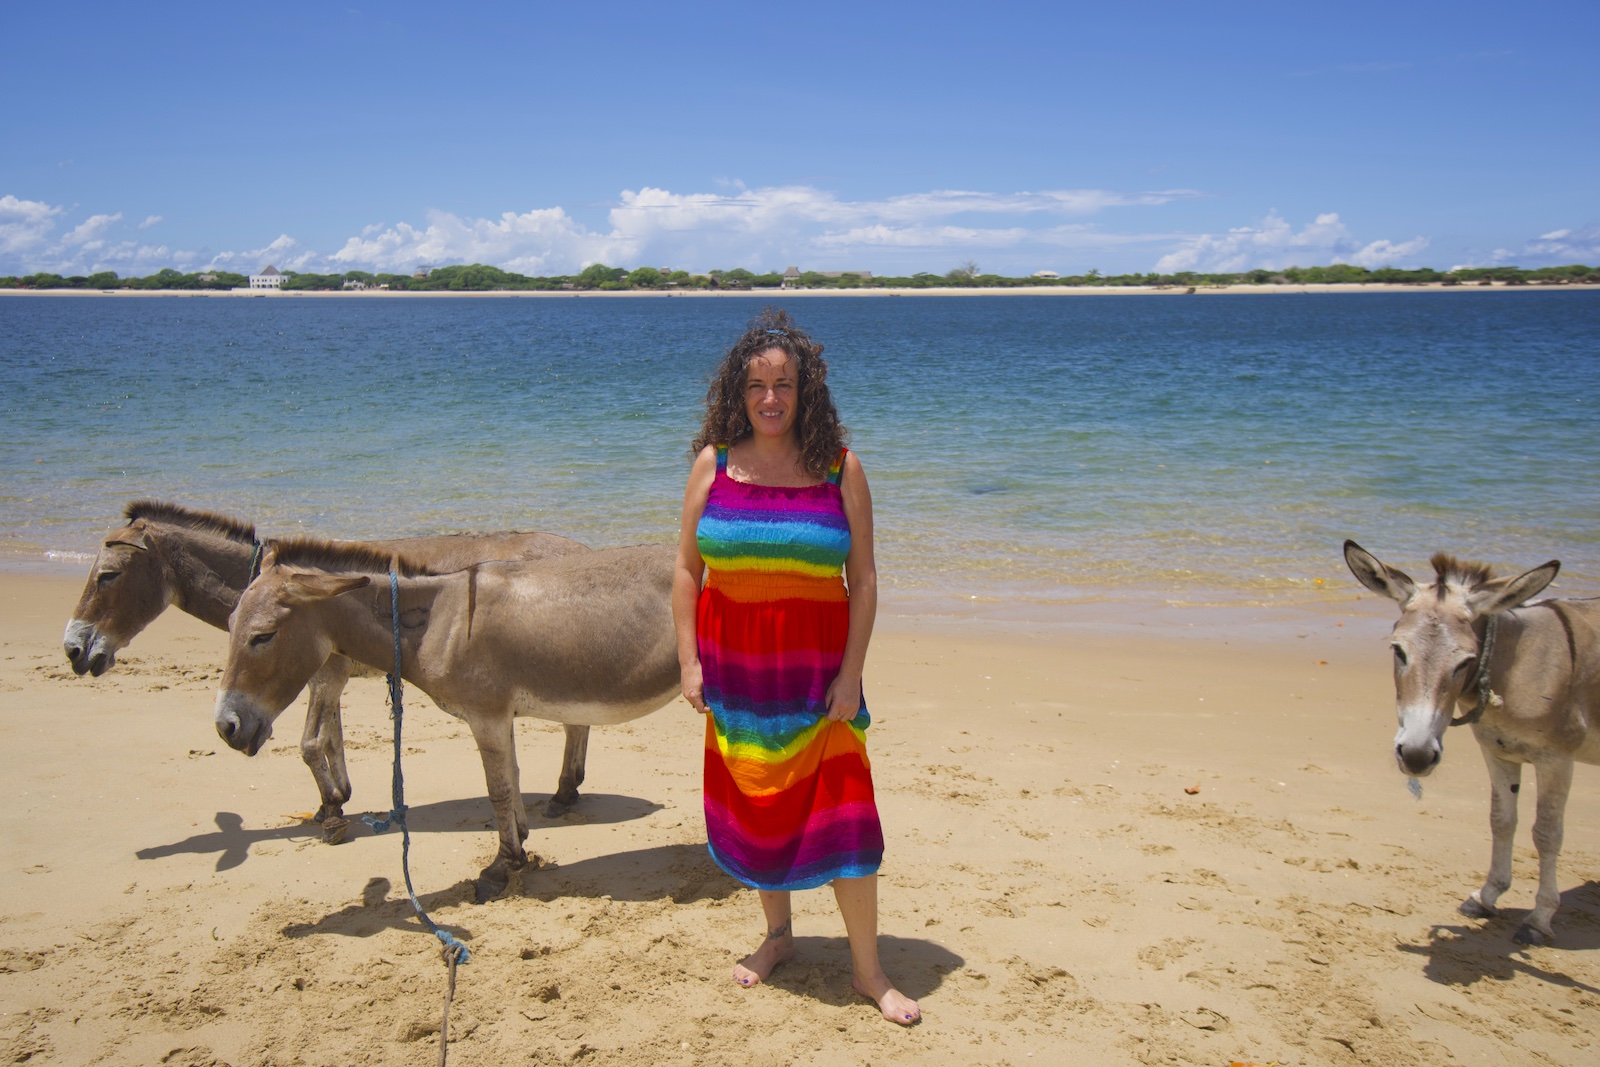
672;308;919;1025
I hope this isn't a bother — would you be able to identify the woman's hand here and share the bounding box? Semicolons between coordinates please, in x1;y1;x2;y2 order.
823;672;863;722
681;660;709;715
673;447;717;717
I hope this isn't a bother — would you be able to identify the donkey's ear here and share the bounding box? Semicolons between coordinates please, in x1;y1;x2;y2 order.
105;523;151;551
1466;560;1559;617
282;572;372;603
1344;540;1416;603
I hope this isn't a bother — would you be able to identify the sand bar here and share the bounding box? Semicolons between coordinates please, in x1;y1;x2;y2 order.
3;567;1599;1065
4;282;1598;298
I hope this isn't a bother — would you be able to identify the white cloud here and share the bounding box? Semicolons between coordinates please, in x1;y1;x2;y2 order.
301;184;1198;276
1482;223;1600;267
0;201;188;276
0;195;64;257
598;184;1197;273
329;207;617;275
2;183;1199;277
1345;235;1431;268
204;234;320;273
60;213;124;251
1155;212;1429;273
9;186;1459;281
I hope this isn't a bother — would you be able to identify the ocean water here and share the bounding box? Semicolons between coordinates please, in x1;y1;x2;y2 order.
3;292;1598;616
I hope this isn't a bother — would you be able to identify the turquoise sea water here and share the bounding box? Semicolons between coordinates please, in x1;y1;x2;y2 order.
3;292;1598;616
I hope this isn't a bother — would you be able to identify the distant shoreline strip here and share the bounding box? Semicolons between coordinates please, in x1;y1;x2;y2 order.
5;283;1599;298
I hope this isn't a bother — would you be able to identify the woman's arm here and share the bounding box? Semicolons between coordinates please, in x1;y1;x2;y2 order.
825;450;877;722
673;446;718;714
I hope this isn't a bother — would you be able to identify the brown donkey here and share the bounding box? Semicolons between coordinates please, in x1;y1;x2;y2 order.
215;538;679;902
63;501;593;839
1345;540;1600;944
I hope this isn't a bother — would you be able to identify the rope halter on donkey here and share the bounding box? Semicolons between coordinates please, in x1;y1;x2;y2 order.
1450;612;1503;727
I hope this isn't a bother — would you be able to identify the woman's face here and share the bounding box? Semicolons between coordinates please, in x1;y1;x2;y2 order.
743;348;799;441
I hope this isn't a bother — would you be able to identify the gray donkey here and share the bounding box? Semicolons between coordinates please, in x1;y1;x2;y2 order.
1345;540;1600;944
215;537;679;902
63;501;591;840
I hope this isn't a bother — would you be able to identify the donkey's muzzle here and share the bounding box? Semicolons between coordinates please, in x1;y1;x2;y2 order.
63;622;113;676
1396;742;1441;777
215;693;272;756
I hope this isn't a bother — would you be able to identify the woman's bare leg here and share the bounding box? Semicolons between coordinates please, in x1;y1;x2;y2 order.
733;889;795;986
833;875;920;1024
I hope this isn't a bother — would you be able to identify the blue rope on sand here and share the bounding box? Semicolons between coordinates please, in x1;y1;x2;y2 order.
362;571;471;965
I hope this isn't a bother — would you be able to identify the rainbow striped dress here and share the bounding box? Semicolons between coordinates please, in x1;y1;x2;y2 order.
695;444;884;891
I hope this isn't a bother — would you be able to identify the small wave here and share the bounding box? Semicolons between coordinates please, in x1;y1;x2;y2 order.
44;550;95;564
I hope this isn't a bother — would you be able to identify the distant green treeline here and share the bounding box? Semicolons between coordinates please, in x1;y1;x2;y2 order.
4;261;1598;292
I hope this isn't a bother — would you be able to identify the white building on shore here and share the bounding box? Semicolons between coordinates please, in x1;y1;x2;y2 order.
248;266;286;289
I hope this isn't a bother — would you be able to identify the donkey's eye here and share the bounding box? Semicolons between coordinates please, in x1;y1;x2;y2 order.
96;571;120;586
249;632;276;648
1392;646;1408;667
1454;658;1476;677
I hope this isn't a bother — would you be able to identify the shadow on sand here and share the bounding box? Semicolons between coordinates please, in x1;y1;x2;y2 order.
133;791;665;872
274;842;965;1003
759;934;965;1007
278;841;737;942
1397;879;1600;994
141;801;966;1002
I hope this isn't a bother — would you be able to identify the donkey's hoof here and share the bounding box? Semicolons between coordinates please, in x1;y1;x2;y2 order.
1458;897;1497;920
473;872;509;904
321;816;349;845
1512;923;1551;946
473;857;525;904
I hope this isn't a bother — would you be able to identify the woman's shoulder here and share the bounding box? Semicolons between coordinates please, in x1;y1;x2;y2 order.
691;445;721;476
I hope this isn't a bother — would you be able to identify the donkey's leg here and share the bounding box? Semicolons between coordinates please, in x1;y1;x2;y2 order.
1469;748;1523;914
303;656;354;843
467;711;528;904
1514;757;1575;945
1462;747;1521;919
510;720;531;845
544;725;591;817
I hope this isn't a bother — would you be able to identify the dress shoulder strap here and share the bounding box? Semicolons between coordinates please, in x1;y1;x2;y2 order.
827;447;848;486
714;443;729;474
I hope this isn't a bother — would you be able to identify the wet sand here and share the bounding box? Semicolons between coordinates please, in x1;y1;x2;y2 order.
2;569;1598;1065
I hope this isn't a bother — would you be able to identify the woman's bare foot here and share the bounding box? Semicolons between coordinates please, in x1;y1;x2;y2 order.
852;972;921;1025
733;921;795;987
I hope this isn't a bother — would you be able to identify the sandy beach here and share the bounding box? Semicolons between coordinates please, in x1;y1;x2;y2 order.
4;283;1598;299
3;567;1597;1066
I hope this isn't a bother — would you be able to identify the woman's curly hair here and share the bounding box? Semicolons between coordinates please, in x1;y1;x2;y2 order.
691;307;847;479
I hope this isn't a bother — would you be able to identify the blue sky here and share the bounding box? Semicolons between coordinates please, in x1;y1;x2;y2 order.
3;1;1596;278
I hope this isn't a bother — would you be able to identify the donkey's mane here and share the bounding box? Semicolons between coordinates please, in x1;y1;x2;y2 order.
267;536;434;577
124;500;257;544
1430;552;1495;590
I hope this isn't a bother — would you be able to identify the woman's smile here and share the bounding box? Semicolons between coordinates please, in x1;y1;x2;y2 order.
745;349;798;439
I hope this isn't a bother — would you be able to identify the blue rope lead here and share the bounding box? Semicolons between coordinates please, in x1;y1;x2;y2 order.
362;571;471;965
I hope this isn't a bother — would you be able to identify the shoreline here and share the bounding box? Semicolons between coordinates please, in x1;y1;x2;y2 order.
4;282;1598;298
